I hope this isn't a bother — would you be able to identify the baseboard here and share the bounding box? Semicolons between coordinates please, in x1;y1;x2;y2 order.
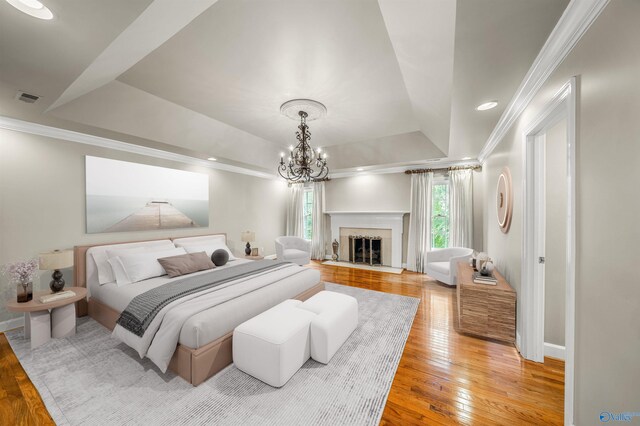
544;342;566;360
0;316;24;333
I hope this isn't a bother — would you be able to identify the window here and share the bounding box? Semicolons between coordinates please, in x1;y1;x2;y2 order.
431;180;450;249
303;187;313;240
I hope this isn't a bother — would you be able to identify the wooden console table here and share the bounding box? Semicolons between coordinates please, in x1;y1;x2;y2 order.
456;263;516;343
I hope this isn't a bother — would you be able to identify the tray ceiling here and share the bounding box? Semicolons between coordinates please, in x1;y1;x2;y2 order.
0;0;569;173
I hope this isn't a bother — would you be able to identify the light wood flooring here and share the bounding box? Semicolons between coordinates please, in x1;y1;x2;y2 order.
0;261;564;425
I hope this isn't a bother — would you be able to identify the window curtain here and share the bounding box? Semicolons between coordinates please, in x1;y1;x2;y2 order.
310;181;326;260
286;183;304;237
407;172;433;273
449;169;474;248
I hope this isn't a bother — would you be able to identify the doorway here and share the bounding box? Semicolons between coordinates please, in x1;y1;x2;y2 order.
521;77;576;425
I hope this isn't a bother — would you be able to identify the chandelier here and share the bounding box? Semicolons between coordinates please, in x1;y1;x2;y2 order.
278;99;329;183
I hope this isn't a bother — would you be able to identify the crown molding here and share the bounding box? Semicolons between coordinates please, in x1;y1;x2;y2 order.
0;115;277;180
477;0;610;163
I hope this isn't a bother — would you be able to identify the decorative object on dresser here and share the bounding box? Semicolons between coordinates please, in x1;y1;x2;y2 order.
1;258;38;303
278;99;329;183
241;230;255;255
275;236;312;266
456;262;516;343
425;247;474;286
331;239;339;261
39;249;74;292
5;287;87;349
496;167;513;233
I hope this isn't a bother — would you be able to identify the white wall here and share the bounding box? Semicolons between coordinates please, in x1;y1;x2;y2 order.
0;129;288;323
325;172;411;212
544;119;566;347
481;1;640;423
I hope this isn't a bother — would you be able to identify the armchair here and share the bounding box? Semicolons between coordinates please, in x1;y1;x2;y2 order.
275;236;311;266
425;247;474;286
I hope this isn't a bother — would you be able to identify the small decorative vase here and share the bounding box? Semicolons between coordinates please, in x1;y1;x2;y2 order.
332;239;339;261
480;260;495;276
17;281;33;303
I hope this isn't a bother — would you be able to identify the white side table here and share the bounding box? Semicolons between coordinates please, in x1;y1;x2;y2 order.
6;287;87;349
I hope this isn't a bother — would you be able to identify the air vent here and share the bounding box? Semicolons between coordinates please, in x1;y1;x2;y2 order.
15;91;40;104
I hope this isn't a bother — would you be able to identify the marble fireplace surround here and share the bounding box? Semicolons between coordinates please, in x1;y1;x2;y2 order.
327;212;405;268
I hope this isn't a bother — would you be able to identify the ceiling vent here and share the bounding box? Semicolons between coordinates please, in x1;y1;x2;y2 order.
15;91;40;104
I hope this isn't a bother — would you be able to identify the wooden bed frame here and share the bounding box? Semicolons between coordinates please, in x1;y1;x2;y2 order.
73;233;324;386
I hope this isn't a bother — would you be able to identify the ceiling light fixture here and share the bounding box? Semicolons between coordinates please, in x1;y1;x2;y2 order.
476;101;498;111
207;157;217;161
278;99;329;183
356;168;364;172
6;0;53;19
462;156;473;160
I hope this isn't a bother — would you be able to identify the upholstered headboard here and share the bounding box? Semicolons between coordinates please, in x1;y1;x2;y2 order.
73;233;227;289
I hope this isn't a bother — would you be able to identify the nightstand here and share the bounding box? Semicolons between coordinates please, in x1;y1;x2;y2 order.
6;287;87;349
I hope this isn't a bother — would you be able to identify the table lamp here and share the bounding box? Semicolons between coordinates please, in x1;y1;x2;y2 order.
39;249;74;293
241;231;256;256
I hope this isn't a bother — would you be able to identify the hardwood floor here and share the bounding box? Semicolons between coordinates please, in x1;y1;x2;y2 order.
0;333;54;425
308;261;564;426
0;261;564;425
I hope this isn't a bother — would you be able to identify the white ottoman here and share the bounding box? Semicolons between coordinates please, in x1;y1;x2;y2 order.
298;291;359;364
233;300;316;387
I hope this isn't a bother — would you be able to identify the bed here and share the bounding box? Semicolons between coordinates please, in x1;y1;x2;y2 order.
73;233;324;386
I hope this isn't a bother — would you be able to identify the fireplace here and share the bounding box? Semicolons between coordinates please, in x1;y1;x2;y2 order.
348;235;382;266
329;212;405;268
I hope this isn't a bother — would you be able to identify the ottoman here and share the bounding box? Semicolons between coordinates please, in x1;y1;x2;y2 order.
232;299;316;387
298;291;359;364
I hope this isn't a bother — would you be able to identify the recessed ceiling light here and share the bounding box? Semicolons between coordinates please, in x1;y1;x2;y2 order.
207;157;217;161
476;101;498;111
356;168;364;172
462;156;473;160
6;0;54;19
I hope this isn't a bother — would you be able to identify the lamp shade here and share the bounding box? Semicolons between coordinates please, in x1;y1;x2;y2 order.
241;231;255;243
39;249;74;270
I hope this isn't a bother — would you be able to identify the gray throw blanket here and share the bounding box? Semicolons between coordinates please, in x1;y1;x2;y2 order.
117;260;291;337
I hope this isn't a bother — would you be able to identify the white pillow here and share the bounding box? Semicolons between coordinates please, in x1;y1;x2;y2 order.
91;241;175;285
113;247;187;285
182;242;236;260
107;256;132;287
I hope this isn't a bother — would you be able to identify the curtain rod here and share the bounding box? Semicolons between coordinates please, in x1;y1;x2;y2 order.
287;177;331;186
404;165;481;174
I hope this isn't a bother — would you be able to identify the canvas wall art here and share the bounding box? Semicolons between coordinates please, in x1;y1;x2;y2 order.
85;156;209;234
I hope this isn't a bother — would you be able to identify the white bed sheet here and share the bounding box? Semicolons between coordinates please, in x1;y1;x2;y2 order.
91;259;251;312
91;259;322;349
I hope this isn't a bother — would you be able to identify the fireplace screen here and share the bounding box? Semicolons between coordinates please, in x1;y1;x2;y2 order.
348;235;382;266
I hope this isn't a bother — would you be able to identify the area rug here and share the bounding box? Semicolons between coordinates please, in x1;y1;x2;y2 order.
6;283;419;426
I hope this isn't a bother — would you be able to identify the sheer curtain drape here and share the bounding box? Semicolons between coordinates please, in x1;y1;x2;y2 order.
407;172;433;273
285;184;304;237
449;169;473;248
310;181;326;260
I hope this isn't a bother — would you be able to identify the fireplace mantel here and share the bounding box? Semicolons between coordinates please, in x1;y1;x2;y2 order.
327;211;406;268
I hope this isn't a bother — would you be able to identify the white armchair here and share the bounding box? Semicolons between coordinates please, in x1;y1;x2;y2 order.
275;236;311;266
425;247;474;286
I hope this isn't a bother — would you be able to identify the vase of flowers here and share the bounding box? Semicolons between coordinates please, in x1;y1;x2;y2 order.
2;259;39;303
